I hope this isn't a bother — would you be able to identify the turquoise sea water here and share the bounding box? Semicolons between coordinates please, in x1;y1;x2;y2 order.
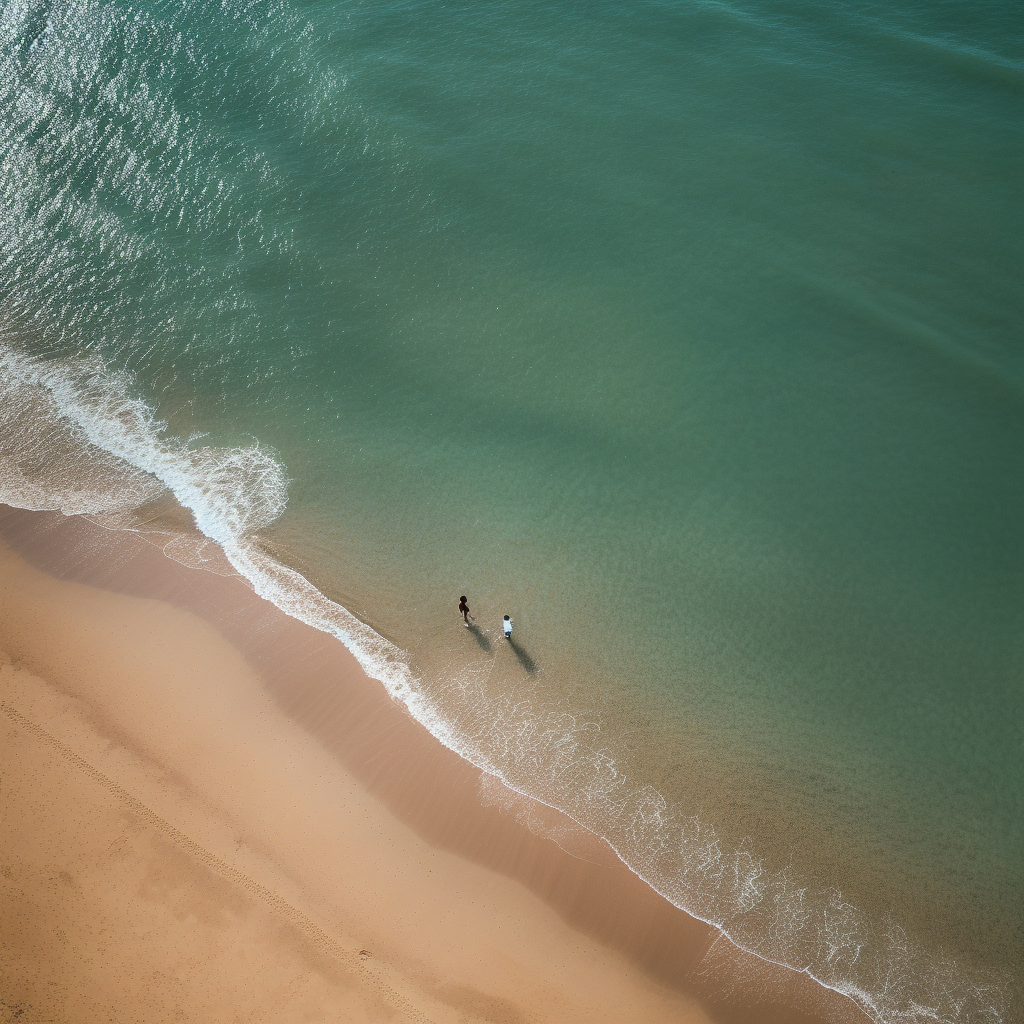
1;0;1022;1019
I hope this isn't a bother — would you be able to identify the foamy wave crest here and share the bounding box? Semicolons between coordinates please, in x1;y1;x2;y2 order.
0;342;422;706
0;345;285;532
433;663;1009;1024
1;349;165;514
0;344;1009;1024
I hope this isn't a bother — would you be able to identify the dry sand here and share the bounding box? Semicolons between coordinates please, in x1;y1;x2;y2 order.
0;507;863;1024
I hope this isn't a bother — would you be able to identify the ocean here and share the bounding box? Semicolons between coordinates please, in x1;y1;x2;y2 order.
1;0;1021;1019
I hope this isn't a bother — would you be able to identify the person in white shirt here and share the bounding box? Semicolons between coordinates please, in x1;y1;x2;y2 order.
502;614;513;639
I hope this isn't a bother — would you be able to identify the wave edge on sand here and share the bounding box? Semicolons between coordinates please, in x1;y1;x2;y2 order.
0;342;1010;1024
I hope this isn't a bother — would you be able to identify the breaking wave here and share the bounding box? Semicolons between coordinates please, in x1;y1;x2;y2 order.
0;342;1010;1024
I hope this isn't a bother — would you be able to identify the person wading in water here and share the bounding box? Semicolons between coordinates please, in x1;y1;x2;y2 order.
459;596;473;626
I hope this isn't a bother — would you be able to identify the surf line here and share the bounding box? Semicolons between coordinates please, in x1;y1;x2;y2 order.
0;346;995;1024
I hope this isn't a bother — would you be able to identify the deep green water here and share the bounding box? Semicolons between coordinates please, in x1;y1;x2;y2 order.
2;0;1022;1019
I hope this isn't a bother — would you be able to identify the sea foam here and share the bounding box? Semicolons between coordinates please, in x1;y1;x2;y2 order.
0;343;1008;1024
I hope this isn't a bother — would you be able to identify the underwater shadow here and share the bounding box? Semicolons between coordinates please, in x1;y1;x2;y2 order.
507;636;537;674
466;622;491;652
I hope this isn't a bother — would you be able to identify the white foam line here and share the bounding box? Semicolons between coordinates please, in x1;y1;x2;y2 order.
0;345;1007;1024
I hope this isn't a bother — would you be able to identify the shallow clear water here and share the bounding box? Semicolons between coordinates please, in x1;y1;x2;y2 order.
2;0;1022;1019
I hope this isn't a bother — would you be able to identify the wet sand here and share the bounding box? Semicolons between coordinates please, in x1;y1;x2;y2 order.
0;504;865;1023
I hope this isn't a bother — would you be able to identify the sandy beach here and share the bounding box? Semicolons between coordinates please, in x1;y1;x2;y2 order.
0;505;863;1024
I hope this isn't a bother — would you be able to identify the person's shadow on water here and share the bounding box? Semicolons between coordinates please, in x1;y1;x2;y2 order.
507;636;537;674
467;623;491;653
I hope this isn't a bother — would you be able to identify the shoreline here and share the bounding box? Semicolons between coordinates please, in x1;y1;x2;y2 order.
0;503;864;1023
